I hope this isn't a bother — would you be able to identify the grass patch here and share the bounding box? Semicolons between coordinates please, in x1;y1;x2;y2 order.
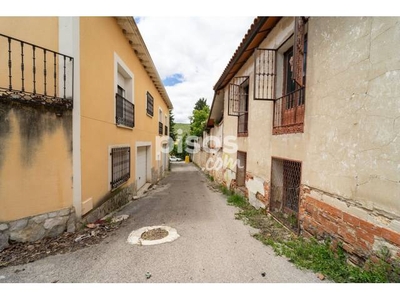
221;189;400;283
227;194;248;209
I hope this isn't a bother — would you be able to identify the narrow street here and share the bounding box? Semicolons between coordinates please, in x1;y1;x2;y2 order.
0;163;320;283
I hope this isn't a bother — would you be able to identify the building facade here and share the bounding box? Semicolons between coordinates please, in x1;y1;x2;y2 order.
0;17;172;251
194;17;400;262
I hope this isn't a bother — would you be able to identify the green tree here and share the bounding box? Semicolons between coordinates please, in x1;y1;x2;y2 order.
189;98;210;137
194;97;207;111
169;109;176;141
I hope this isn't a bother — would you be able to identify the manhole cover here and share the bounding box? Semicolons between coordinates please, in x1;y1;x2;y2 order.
127;225;180;246
141;228;169;240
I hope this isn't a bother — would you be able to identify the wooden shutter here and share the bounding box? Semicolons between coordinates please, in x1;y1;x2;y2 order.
292;17;305;87
254;49;276;100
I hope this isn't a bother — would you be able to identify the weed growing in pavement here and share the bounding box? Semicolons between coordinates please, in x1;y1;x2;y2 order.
220;188;400;283
220;185;233;196
227;194;248;209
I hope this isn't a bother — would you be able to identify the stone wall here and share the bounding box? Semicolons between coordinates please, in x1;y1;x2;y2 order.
0;207;76;252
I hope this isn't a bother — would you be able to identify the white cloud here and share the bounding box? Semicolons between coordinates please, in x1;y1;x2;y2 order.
137;17;254;123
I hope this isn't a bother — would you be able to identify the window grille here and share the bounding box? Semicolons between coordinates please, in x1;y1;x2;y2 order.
254;48;276;100
110;147;130;189
270;157;301;231
228;76;248;116
146;92;154;116
116;93;134;128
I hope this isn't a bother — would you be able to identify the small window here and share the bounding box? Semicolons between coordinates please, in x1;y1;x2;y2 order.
110;147;130;189
146;92;154;116
158;108;163;135
236;151;247;187
238;79;249;135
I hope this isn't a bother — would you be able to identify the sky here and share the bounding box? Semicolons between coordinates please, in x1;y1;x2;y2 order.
136;16;254;123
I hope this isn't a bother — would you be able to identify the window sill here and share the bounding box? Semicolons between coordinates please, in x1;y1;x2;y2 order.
238;132;248;137
110;179;129;192
116;124;134;130
146;113;154;118
273;123;304;135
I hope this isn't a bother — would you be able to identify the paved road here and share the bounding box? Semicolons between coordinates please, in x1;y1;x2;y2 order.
0;163;321;283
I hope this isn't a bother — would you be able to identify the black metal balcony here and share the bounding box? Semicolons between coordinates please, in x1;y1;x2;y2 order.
116;94;134;128
0;33;74;110
159;122;163;135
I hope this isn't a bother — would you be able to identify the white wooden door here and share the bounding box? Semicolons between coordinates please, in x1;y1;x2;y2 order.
137;146;147;189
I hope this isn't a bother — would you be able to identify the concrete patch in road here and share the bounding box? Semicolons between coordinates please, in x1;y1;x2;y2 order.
127;225;180;246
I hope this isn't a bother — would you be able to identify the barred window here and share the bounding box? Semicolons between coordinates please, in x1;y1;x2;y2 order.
110;147;130;189
146;92;154;116
270;157;301;231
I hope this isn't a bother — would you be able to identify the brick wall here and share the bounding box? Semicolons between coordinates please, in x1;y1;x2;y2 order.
300;186;400;262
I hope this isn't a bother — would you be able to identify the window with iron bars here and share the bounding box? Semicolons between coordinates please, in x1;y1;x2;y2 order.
110;147;130;190
146;92;154;116
164;125;168;135
270;157;301;232
228;76;249;136
116;86;134;128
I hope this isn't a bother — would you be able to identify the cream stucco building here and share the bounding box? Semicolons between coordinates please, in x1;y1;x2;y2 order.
194;17;400;261
0;17;172;250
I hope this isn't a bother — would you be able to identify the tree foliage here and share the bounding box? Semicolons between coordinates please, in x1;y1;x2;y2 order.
169;109;176;141
189;98;209;137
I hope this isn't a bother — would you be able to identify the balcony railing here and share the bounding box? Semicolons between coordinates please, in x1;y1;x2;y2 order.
116;94;134;128
164;125;168;136
0;33;74;109
273;87;305;134
158;122;163;135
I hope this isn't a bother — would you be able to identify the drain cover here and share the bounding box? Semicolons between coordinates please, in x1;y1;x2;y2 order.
127;225;180;246
141;228;169;240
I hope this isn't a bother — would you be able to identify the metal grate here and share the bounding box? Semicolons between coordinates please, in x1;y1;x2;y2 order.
116;94;134;128
228;76;248;116
270;157;301;231
159;121;163;135
0;33;74;110
273;86;305;134
146;92;154;116
236;151;247;187
110;147;130;189
238;112;248;134
254;48;276;100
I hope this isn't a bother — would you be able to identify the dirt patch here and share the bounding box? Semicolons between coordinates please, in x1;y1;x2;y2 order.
0;219;127;269
141;228;169;241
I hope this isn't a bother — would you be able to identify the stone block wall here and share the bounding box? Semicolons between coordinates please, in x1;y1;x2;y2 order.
0;207;76;252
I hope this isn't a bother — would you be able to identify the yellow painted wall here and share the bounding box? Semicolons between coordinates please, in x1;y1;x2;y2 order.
0;17;73;222
0;107;72;222
80;17;169;209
